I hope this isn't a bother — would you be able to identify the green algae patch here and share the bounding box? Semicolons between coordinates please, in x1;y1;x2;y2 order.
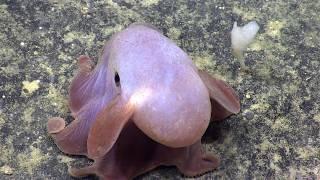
22;80;40;94
140;0;160;6
102;24;124;37
0;165;14;175
250;31;288;54
63;31;96;47
191;53;232;82
272;116;291;131
39;62;54;77
288;166;320;180
255;62;272;80
282;81;300;95
313;113;320;123
270;154;282;173
296;147;318;160
216;133;238;158
272;153;282;163
168;27;181;40
257;139;274;152
304;30;319;48
57;51;73;63
49;0;83;10
0;135;15;171
47;85;68;114
248;34;264;52
0;145;14;164
266;20;286;38
23;106;35;125
250;103;270;113
193;54;216;71
236;159;252;176
17;146;49;174
232;6;261;20
0;113;5;128
104;0;143;27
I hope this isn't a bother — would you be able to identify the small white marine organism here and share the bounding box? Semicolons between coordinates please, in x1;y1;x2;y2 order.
231;21;260;69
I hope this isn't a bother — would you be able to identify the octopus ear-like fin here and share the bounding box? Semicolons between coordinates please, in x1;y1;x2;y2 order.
198;70;240;121
87;95;134;159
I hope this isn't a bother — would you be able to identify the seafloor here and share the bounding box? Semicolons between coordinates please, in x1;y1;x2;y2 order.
0;0;319;179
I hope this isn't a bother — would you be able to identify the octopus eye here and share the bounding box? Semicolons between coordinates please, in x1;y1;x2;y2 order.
114;72;120;87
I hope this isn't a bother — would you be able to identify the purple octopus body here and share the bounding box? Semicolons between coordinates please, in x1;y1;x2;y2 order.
47;23;240;179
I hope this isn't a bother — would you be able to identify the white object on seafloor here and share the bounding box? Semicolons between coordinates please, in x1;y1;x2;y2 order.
231;21;260;59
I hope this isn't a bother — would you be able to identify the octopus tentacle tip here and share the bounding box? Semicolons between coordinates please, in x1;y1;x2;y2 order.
77;55;94;72
47;117;65;134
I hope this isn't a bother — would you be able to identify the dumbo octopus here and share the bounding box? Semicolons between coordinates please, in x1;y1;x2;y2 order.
47;23;240;179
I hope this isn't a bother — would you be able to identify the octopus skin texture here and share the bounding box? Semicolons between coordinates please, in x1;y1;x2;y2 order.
47;23;240;179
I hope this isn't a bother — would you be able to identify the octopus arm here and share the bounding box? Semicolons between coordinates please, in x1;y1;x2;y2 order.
47;116;89;155
87;95;135;159
69;123;220;179
48;97;111;155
